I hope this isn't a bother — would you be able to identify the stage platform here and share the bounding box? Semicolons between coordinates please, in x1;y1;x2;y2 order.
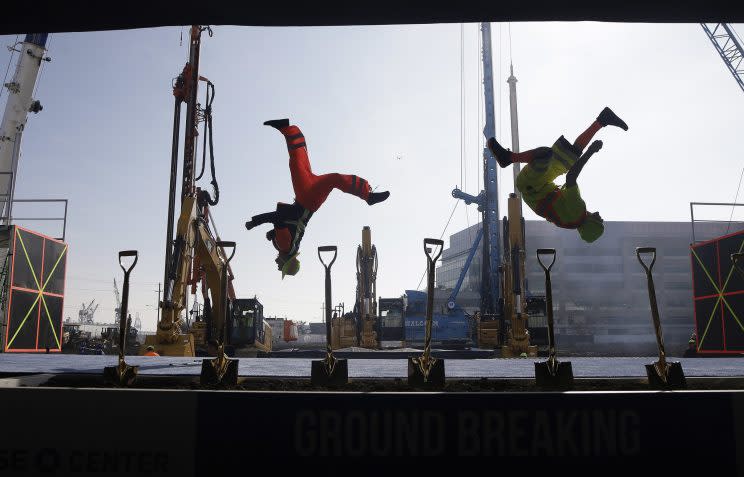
0;353;742;472
0;353;741;378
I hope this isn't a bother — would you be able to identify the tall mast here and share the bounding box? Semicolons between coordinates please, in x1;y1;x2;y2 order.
0;34;50;225
451;22;502;316
479;22;502;314
163;25;206;295
507;64;521;199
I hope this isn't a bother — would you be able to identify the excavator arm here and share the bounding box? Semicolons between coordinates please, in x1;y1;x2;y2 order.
150;194;232;355
158;195;199;344
192;212;232;344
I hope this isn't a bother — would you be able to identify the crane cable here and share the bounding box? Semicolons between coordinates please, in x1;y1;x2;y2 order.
461;24;472;245
0;35;20;104
726;167;744;234
498;24;503;215
509;23;514;65
459;23;464;197
32;34;52;100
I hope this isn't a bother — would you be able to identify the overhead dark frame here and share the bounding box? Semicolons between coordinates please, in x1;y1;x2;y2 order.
2;1;744;35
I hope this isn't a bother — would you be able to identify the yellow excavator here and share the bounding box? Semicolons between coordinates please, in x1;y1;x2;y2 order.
142;25;271;356
499;193;537;357
357;226;379;349
329;226;379;349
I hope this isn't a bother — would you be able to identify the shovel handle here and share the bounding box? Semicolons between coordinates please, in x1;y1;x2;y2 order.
216;241;237;264
636;247;656;274
118;250;138;275
537;248;557;272
318;245;338;269
424;238;444;264
585;139;603;155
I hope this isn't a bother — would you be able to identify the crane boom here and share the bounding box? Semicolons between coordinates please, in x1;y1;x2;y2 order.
480;22;502;314
451;22;502;316
0;33;50;224
701;23;744;93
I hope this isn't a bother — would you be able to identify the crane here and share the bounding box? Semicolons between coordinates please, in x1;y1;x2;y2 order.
452;22;502;319
0;34;50;224
113;278;121;322
78;300;99;324
451;22;504;345
450;24;538;356
701;23;744;94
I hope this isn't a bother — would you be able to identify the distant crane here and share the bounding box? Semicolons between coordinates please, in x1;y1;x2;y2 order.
78;300;99;324
701;23;744;93
113;278;122;322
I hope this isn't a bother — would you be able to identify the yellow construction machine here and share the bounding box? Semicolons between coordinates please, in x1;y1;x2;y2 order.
329;226;380;349
499;193;538;357
142;25;271;356
356;226;379;349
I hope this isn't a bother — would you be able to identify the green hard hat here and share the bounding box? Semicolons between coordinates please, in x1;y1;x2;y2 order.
280;252;300;279
578;214;605;243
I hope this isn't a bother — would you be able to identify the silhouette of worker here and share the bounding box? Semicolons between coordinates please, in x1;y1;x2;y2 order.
246;119;390;277
487;107;628;243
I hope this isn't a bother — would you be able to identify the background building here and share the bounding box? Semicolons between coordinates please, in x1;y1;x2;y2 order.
436;220;744;355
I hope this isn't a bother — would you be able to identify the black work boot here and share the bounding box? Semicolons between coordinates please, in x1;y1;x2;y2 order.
487;137;513;168
263;119;290;130
366;191;390;206
245;221;255;231
597;107;628;130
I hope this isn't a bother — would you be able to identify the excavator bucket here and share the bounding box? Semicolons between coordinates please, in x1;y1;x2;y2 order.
311;358;348;387
534;360;574;389
200;356;239;386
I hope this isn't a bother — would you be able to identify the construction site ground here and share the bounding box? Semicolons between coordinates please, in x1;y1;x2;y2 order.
0;354;742;391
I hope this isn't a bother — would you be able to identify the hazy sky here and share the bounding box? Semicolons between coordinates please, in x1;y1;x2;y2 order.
1;22;742;331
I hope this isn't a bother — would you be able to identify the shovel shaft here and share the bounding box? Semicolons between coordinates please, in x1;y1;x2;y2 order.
220;259;229;345
636;248;666;364
325;268;332;353
424;258;435;355
118;250;138;359
537;249;557;359
544;271;556;358
318;246;337;355
119;276;130;359
646;270;666;361
423;239;443;358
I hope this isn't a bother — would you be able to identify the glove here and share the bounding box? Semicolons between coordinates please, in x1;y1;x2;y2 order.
587;140;603;154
